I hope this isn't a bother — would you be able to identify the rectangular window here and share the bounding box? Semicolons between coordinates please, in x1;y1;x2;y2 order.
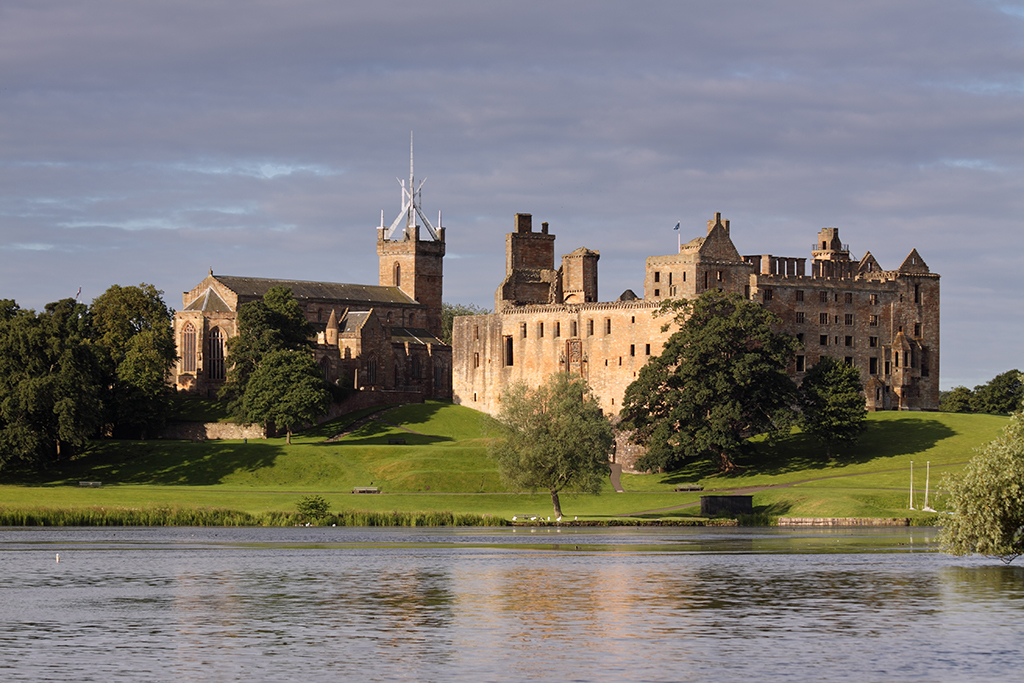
796;355;805;372
520;322;527;339
474;325;479;340
869;315;879;327
795;290;804;302
654;271;660;283
845;314;854;326
796;333;804;344
819;291;828;303
819;313;829;325
914;323;921;337
717;270;723;282
845;336;853;347
835;315;842;325
744;285;750;299
869;337;878;348
587;319;594;336
554;321;561;337
795;311;805;324
845;292;853;304
654;289;660;297
571;321;578;337
894;352;899;368
668;272;673;285
844;357;853;366
630;344;635;357
474;352;480;368
645;344;651;355
605;319;612;334
762;288;773;302
538;322;544;338
869;357;878;374
819;335;829;346
870;294;879;305
885;361;891;375
503;336;513;366
914;284;921;304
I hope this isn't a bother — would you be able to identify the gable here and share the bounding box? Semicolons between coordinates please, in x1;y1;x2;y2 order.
898;249;930;274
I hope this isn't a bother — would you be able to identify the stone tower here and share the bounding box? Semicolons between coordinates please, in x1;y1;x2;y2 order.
376;135;445;339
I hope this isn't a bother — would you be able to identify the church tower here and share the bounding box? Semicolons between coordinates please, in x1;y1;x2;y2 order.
377;134;446;339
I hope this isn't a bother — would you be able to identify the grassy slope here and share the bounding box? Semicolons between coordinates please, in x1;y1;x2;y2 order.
0;401;1010;521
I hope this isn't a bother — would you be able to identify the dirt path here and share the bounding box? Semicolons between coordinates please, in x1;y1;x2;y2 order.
609;463;624;493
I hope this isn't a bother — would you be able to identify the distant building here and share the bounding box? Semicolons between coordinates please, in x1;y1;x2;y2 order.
453;212;939;418
171;150;451;404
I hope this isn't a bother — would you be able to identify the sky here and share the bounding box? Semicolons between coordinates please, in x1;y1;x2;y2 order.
2;0;1023;390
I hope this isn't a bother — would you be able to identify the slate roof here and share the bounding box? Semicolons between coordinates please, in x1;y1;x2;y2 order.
212;275;418;306
389;327;444;346
183;287;232;312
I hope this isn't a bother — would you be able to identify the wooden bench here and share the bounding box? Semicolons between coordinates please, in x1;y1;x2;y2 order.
674;484;704;492
78;481;102;488
352;487;380;494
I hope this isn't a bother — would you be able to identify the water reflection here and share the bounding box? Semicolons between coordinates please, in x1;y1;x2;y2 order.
1;527;1021;682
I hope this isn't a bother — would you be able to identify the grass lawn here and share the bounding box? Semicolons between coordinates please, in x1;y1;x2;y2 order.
0;401;1010;523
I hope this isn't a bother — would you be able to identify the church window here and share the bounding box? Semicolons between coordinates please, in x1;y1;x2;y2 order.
181;323;196;373
795;290;804;302
368;358;378;385
630;316;635;324
208;328;225;380
411;355;420;379
795;312;805;324
504;336;513;366
319;356;330;381
393;263;401;287
845;292;853;304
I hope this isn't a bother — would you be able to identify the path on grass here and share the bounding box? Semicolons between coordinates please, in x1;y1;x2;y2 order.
625;462;965;516
324;406;428;442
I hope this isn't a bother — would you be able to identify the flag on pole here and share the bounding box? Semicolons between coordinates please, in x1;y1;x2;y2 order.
673;221;680;231
75;287;81;300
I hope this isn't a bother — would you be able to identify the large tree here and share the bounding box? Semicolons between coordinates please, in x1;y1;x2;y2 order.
220;286;313;414
240;349;331;444
620;290;800;473
441;302;489;345
940;386;975;413
0;299;105;467
971;370;1023;415
490;373;613;517
941;411;1024;563
798;356;867;459
91;283;177;438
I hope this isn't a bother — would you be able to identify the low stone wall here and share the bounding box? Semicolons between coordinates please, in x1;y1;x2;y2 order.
777;517;911;527
162;421;267;441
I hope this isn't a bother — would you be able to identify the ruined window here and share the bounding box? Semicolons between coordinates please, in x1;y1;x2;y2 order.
654;289;660;297
571;321;578;337
796;355;805;372
668;273;673;285
605;319;611;334
795;312;805;324
520;322;527;339
587;319;594;336
796;333;804;344
894;352;899;368
844;292;853;304
474;352;480;368
555;321;561;337
845;314;854;326
870;357;878;374
393;262;401;287
819;291;828;303
819;335;828;346
921;350;930;377
869;336;878;348
538;322;544;338
645;343;651;355
630;344;635;357
181;322;196;373
208;328;225;380
885;361;891;375
870;294;878;305
762;288;773;302
819;313;829;325
795;290;804;302
844;357;853;366
744;285;750;299
869;315;878;327
474;325;479;340
504;336;513;366
704;272;709;290
914;284;921;304
717;271;723;282
845;336;853;347
914;323;921;337
654;271;660;283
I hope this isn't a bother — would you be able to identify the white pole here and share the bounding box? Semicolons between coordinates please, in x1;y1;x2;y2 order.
909;460;915;510
924;460;931;510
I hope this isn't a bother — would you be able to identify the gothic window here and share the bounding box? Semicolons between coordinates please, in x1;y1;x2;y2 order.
319;356;330;381
393;263;401;287
181;322;196;373
368;357;378;385
208;327;225;380
411;355;420;379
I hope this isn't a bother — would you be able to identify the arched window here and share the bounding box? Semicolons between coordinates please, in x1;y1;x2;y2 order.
208;328;225;380
394;262;401;287
367;357;378;385
319;356;331;381
181;322;196;373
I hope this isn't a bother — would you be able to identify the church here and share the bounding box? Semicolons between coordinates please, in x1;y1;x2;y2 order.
452;212;940;418
170;155;451;404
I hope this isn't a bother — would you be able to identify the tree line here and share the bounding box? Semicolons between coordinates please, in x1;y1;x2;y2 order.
939;371;1023;415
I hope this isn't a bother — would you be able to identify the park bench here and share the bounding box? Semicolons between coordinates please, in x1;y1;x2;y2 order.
352;487;380;494
78;481;102;488
674;484;703;492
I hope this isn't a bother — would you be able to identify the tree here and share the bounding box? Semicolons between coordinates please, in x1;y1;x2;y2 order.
220;286;313;414
489;373;613;517
0;299;105;467
240;349;331;444
90;284;177;438
971;370;1023;415
798;356;867;459
620;290;800;473
940;386;975;413
941;411;1024;563
441;302;489;345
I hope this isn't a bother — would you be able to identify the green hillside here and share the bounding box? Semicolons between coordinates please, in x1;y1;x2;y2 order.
0;401;1011;522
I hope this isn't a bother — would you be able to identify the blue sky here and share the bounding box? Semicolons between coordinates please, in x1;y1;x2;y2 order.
2;0;1023;389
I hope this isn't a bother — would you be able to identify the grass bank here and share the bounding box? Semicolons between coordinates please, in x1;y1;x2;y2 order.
0;401;1009;524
